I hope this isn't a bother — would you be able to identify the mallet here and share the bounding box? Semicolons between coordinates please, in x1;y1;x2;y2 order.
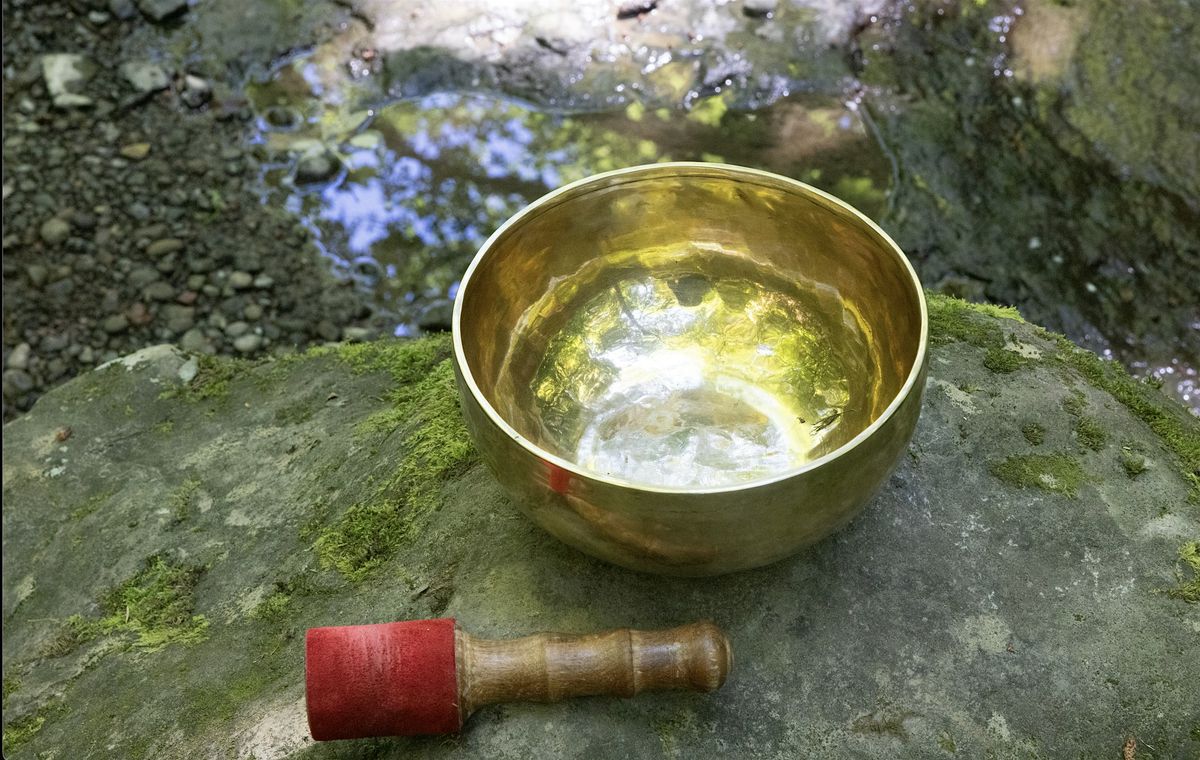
305;618;732;739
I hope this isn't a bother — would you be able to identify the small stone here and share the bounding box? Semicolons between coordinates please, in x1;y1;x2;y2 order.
228;271;253;289
128;201;151;220
127;267;161;288
294;148;342;186
120;143;151;160
88;10;111;24
417;300;454;332
146;238;184;257
341;327;371;342
179;328;207;353
315;320;340;341
232;334;263;353
252;274;274;289
78;346;95;363
2;369;34;396
41;333;70;353
180;75;212;109
102;314;129;333
161;304;195;333
186;275;206;290
263;106;300;130
225;321;250;338
177;357;199;383
136;0;188;22
26;265;49;287
41;54;96;109
40;217;72;245
108;0;137;19
243;303;263;321
126;302;152;326
177;290;199;306
7;343;32;370
742;0;777;17
119;60;170;93
143;282;175;302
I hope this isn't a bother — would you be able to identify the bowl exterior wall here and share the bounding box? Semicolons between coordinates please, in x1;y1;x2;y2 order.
453;355;927;576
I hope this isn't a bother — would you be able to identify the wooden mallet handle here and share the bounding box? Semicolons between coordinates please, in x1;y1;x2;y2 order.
305;619;732;740
457;621;732;715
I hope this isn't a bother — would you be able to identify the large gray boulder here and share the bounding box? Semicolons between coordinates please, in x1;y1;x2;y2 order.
3;296;1198;758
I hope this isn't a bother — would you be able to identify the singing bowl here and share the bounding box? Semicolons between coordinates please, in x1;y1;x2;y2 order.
452;163;927;576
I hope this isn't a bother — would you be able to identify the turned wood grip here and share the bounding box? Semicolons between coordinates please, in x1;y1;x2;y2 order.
455;621;731;717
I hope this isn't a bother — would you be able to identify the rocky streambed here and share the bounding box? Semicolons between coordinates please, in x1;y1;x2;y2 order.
3;0;1199;422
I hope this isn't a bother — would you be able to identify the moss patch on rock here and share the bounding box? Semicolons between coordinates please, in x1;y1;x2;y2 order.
1022;423;1045;446
983;346;1032;374
1044;331;1200;502
989;453;1085;498
310;337;478;581
2;699;66;753
926;293;1022;349
1166;541;1200;604
159;354;241;403
47;555;209;656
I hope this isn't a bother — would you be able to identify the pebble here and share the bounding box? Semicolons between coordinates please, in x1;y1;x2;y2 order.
102;314;129;333
128;201;151;220
743;0;777;17
127;267;161;288
179;328;208;353
161;304;195;333
243;303;263;321
135;0;188;22
40;54;96;109
252;274;274;289
41;333;70;352
143;282;175;302
233;334;263;353
180;75;212;109
177;357;199;383
294;149;342;185
40;217;72;245
120;143;151;161
146;238;184;257
177;290;199;305
26;264;49;287
108;0;138;20
228;271;253;289
341;327;371;342
3;369;34;396
78;346;95;364
7;343;32;370
225;321;250;338
119;60;170;93
315;320;340;341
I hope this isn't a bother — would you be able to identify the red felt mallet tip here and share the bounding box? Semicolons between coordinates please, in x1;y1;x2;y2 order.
305;618;461;740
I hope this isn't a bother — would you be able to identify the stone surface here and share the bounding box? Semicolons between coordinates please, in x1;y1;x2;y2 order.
40;54;96;109
119;60;171;94
3;298;1198;758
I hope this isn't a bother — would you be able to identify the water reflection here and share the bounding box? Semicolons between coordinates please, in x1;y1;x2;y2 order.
248;70;888;337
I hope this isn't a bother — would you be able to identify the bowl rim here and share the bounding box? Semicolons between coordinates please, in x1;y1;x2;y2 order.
452;162;928;495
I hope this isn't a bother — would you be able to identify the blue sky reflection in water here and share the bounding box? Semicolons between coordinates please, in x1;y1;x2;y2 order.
251;82;889;338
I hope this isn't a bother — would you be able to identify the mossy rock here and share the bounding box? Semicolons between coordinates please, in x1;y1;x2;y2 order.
3;300;1199;758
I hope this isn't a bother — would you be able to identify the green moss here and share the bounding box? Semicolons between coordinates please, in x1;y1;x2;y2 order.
1074;416;1108;451
154;419;175;435
69;489;114;521
160;354;241;403
1046;332;1200;503
989;453;1085;498
1119;446;1148;479
937;731;957;753
1165;541;1200;603
1062;390;1086;417
311;338;477;581
851;709;917;740
925;293;1022;349
169;477;202;524
983;346;1031;373
2;699;65;753
2;675;19;710
1022;423;1045;446
47;555;209;655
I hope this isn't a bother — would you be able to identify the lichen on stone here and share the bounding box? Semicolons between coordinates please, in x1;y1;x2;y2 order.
310;337;478;581
989;453;1085;498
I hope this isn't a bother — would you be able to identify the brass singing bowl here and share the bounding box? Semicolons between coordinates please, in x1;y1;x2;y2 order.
452;163;927;576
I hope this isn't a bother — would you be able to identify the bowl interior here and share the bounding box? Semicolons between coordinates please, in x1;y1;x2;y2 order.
457;165;923;490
